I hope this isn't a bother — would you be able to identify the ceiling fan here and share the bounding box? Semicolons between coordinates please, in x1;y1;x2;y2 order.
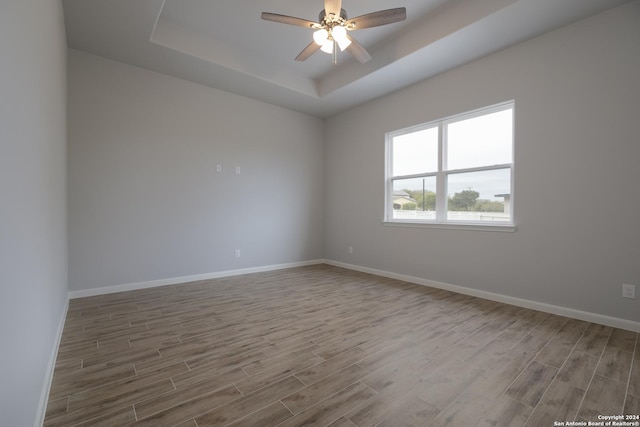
261;0;406;64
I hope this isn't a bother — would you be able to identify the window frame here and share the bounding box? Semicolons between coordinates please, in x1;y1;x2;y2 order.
384;101;516;232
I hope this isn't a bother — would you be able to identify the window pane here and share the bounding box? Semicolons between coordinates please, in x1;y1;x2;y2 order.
446;169;511;222
446;108;512;170
392;177;436;220
392;127;438;176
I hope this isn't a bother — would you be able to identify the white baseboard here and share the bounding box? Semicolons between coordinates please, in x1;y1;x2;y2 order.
325;260;640;333
66;258;639;332
34;299;68;427
68;259;325;299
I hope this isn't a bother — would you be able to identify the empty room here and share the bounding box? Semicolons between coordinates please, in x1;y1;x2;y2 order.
1;0;639;426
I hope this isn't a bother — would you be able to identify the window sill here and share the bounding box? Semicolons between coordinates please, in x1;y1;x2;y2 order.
382;221;516;232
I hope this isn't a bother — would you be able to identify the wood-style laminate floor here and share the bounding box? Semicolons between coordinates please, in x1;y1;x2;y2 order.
45;265;639;427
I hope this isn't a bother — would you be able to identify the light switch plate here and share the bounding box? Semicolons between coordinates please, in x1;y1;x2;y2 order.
622;284;636;299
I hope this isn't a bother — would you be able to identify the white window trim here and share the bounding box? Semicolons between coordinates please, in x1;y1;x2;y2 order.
384;101;515;232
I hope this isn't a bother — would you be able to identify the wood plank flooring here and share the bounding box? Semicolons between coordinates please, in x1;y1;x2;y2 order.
44;265;639;426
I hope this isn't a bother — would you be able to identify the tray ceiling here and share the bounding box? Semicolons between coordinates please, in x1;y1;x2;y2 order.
63;0;630;118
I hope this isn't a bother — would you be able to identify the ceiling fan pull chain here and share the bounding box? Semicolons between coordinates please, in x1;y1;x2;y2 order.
332;39;337;65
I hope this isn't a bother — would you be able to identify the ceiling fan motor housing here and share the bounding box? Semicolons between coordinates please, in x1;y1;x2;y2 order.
319;8;348;26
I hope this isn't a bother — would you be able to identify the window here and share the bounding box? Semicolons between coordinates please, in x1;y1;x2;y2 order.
385;102;514;229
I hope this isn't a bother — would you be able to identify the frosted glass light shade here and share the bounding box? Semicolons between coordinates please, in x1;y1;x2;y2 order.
320;39;334;54
332;26;351;51
313;29;329;46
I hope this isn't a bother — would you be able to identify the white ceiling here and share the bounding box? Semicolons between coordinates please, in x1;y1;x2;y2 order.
63;0;630;118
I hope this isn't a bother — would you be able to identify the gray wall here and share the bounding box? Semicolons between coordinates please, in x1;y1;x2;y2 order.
67;50;325;291
324;2;640;323
0;1;69;426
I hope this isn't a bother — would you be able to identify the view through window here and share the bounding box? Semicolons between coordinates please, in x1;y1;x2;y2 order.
386;102;514;226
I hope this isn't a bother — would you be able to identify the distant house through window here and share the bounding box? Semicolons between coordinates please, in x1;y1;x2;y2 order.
393;190;416;210
385;101;514;229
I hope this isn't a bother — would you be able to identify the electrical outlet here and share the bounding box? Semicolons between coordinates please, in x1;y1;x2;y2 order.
216;164;222;172
235;166;241;175
622;284;635;299
235;249;241;258
348;246;353;254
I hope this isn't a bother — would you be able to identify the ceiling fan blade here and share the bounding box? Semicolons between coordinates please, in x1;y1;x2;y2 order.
295;41;321;61
261;12;318;29
324;0;342;17
346;8;407;30
345;35;372;63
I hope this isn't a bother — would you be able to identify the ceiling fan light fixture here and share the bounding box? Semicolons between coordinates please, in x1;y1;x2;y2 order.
332;25;351;51
313;28;329;46
320;38;334;54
